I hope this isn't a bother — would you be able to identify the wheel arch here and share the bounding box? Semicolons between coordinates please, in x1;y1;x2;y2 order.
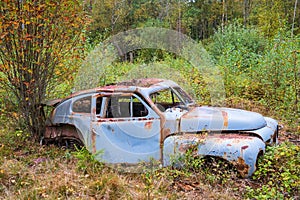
43;123;84;147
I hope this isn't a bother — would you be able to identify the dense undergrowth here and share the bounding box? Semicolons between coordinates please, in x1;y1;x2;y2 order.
0;118;299;199
0;24;299;199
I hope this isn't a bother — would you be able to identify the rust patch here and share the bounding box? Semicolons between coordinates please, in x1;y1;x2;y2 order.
177;133;207;142
137;117;147;121
178;143;186;152
241;145;249;150
178;143;196;153
234;157;250;177
159;114;167;164
144;121;153;130
45;125;79;139
162;128;171;140
92;129;96;154
221;111;228;128
181;107;198;118
97;118;127;122
208;133;254;140
92;107;96;115
176;134;207;152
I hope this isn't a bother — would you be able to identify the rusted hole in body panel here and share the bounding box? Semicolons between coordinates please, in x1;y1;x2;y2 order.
45;125;79;139
44;125;84;148
234;157;250;177
201;156;239;177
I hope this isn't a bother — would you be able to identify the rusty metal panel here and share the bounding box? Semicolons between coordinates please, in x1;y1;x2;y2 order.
44;78;279;177
163;133;265;177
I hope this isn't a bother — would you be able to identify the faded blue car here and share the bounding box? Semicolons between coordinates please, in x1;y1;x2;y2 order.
44;78;279;177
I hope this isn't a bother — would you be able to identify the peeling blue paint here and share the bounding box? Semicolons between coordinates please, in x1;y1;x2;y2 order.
44;78;279;177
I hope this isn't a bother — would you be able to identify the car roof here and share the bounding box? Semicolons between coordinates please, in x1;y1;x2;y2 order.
46;78;178;106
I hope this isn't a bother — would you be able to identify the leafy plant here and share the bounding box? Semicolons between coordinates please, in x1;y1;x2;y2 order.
72;146;104;174
0;0;86;139
246;142;300;199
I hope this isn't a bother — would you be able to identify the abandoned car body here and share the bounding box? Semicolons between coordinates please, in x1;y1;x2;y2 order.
44;78;279;177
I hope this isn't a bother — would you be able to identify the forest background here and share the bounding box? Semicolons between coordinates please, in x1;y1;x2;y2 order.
0;0;299;199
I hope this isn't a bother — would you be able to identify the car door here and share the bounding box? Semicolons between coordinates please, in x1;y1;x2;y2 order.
90;93;161;164
70;94;93;147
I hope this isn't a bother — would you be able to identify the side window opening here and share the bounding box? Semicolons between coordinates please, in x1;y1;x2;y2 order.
72;96;91;113
132;96;148;117
96;97;102;115
106;95;148;118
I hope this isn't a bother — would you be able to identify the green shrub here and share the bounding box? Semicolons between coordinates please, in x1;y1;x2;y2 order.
246;142;300;199
208;22;300;123
72;147;104;174
208;22;266;70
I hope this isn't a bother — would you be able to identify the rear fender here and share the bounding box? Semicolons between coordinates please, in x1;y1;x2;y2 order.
43;124;84;146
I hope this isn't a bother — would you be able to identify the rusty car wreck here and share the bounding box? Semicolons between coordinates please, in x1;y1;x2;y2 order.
43;78;279;177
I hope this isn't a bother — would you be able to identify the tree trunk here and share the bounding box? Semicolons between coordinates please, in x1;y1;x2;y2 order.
243;0;250;27
291;0;298;37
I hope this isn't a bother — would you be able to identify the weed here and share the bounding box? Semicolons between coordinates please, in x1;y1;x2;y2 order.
72;146;104;174
246;142;300;199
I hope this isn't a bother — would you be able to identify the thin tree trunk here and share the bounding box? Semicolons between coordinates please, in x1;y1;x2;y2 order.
222;0;226;32
243;0;250;27
292;50;299;111
291;0;298;37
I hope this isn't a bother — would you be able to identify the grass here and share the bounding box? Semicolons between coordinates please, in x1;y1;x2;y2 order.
0;109;299;199
0;121;240;199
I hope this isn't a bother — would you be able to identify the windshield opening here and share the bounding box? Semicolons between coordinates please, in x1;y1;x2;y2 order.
150;87;194;112
172;87;194;105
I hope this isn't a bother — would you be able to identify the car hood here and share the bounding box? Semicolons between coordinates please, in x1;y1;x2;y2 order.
180;106;267;132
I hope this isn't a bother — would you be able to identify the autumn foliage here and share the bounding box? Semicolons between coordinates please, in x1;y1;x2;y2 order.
0;0;86;139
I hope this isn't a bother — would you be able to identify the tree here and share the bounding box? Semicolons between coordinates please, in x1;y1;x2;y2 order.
250;0;288;37
88;0;131;41
291;0;298;37
0;0;86;140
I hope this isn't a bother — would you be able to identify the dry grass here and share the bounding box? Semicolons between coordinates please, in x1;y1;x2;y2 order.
0;124;243;200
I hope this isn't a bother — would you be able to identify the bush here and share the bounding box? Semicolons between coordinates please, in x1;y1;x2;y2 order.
208;23;300;123
246;142;300;199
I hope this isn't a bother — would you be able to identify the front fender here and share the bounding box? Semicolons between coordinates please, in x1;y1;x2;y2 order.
163;133;265;177
245;117;278;145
